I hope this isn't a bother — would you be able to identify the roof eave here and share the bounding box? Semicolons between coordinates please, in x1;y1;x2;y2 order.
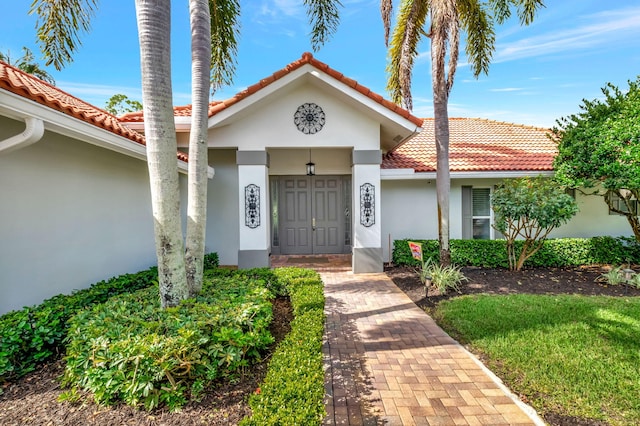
0;90;190;174
206;63;422;150
381;168;555;180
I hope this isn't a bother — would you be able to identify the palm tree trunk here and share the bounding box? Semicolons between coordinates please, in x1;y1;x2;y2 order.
135;0;188;308
431;5;451;267
185;0;212;296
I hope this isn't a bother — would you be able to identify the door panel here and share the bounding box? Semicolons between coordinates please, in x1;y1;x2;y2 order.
313;177;342;254
281;177;312;254
278;176;347;255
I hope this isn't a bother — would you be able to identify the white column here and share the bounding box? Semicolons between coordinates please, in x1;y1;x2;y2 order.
237;151;270;269
352;150;382;273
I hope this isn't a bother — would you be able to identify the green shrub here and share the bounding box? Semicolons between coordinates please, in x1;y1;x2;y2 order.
421;259;468;295
61;272;273;411
203;252;220;270
393;237;640;268
598;266;626;286
241;267;325;426
0;267;159;382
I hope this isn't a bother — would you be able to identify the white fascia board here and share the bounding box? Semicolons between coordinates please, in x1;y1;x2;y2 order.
208;69;307;127
207;64;420;133
174;116;192;131
381;168;555;180
118;116;191;132
0;90;190;174
381;170;435;180
305;68;419;132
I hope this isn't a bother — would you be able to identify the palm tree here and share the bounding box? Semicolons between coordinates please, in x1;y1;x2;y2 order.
382;0;544;265
0;47;56;84
30;0;342;307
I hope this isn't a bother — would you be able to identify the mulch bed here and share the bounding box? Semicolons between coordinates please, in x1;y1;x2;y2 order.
386;264;640;426
386;264;640;311
3;267;638;425
0;297;293;426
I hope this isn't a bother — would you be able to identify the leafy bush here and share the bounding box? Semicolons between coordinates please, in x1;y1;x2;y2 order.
598;266;626;286
492;176;578;271
241;267;325;425
420;259;468;295
0;267;159;382
0;253;222;384
61;272;274;411
393;237;640;268
203;252;220;270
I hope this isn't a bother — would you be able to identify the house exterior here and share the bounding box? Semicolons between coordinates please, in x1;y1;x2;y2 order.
0;62;198;314
0;53;632;314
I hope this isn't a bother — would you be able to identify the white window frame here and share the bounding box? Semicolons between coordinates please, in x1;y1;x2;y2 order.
471;187;494;240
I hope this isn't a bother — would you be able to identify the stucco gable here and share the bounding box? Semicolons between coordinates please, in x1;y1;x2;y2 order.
121;53;422;152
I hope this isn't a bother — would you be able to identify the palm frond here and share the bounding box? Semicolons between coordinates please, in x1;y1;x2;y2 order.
30;0;98;71
458;0;494;78
209;0;241;91
386;0;430;110
381;0;393;46
430;0;458;96
444;0;459;94
489;0;544;25
514;0;545;25
304;0;342;52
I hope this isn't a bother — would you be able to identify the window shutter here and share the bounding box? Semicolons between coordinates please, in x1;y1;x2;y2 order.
461;186;472;239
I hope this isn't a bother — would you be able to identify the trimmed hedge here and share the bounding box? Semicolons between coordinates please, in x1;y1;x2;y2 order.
393;237;640;268
241;267;325;425
0;253;220;383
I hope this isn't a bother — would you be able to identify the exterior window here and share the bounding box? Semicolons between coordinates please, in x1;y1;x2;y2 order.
609;193;638;216
472;188;491;239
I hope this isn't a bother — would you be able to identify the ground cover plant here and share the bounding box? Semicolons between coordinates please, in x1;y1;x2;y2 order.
60;273;274;411
0;263;324;425
388;263;640;426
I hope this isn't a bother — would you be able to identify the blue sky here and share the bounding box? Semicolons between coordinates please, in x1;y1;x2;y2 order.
2;1;639;128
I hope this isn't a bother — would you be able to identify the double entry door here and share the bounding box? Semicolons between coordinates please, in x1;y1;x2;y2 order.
276;175;351;255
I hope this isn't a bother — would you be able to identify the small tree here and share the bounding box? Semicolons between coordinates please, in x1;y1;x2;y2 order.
492;176;578;271
552;77;640;241
0;47;56;84
104;94;143;116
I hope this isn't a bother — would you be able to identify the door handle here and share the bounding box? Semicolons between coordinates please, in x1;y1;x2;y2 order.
312;217;316;230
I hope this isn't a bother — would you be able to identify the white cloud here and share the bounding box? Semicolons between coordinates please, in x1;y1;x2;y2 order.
494;6;640;63
490;87;523;92
255;0;304;21
57;81;192;108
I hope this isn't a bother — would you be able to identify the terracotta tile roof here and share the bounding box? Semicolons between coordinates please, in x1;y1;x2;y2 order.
0;61;188;162
382;118;556;172
119;52;423;127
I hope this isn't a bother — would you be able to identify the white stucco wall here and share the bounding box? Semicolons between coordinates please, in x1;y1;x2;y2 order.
0;117;183;315
380;176;635;262
551;190;632;238
269;148;352;176
205;149;239;266
208;85;380;151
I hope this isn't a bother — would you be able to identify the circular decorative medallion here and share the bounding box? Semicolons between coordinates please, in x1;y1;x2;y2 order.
294;103;326;134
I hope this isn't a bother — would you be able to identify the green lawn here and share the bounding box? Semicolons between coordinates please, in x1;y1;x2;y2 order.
433;294;640;425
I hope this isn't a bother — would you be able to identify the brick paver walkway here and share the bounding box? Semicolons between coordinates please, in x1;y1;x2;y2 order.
271;255;543;425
